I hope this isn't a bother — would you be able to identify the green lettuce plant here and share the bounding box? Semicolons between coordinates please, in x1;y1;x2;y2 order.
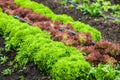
87;64;120;80
51;54;91;80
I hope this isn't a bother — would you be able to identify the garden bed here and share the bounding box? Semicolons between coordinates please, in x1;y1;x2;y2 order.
0;36;51;80
33;0;120;43
0;0;120;80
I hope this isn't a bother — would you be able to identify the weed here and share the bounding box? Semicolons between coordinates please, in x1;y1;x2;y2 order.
1;68;14;76
19;75;25;80
8;61;14;66
0;56;8;64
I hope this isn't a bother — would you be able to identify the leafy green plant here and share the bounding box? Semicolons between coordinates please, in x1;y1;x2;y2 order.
102;1;111;12
34;43;85;72
0;56;8;64
0;53;2;57
0;47;4;52
84;0;89;3
19;75;25;80
112;11;120;18
0;29;3;35
110;11;120;23
8;61;14;66
87;64;120;80
77;3;103;16
60;1;67;5
51;54;91;80
72;0;81;3
96;0;104;3
69;21;101;41
1;68;14;76
110;4;120;12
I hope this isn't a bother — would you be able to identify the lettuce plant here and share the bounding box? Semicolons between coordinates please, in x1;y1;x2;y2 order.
87;64;120;80
51;54;91;80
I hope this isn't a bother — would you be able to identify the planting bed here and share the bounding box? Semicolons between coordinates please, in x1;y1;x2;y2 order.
34;0;120;43
0;36;51;80
0;0;120;80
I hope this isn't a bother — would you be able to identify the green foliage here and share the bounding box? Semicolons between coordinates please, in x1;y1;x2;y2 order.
77;3;102;16
0;53;2;57
84;0;90;3
34;42;67;72
14;0;54;16
9;27;47;47
112;11;120;18
8;61;14;66
96;0;104;3
34;43;84;71
34;43;85;72
0;29;3;35
110;5;120;12
0;47;4;52
15;35;51;66
102;1;111;12
60;1;67;5
101;1;120;12
0;56;8;64
0;12;50;51
1;68;14;76
51;14;74;23
69;21;101;41
51;54;91;80
19;75;25;80
72;0;81;3
0;48;7;65
111;10;120;23
87;64;120;80
69;0;120;19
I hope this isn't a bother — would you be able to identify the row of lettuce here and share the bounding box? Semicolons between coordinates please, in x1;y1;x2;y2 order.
0;0;119;79
0;8;120;80
61;0;120;17
14;0;101;42
1;0;120;66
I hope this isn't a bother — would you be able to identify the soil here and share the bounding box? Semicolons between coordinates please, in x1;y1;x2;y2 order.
0;0;120;79
0;36;51;80
33;0;120;43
